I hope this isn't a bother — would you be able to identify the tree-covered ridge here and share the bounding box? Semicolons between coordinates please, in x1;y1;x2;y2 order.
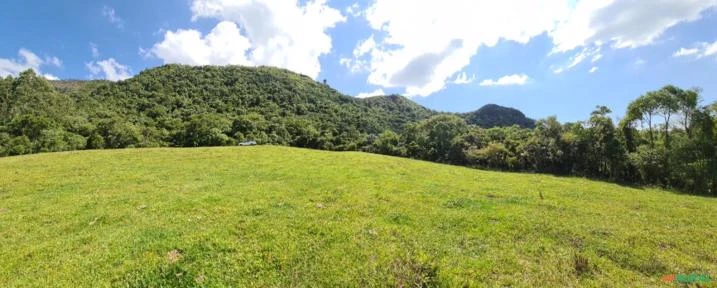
1;65;715;195
1;65;436;153
462;104;536;128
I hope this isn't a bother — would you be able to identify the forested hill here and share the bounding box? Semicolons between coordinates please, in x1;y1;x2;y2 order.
463;104;536;128
0;64;533;155
81;64;438;149
0;65;439;153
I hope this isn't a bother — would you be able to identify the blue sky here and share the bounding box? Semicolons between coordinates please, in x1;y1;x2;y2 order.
1;0;716;121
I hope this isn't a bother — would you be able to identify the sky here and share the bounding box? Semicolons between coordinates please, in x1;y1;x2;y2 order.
1;0;717;122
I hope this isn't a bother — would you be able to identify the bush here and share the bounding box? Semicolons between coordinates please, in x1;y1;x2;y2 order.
7;136;32;156
178;114;233;147
86;134;105;149
100;121;144;148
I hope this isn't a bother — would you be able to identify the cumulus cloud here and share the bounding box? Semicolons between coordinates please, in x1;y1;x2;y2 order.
86;58;132;81
356;88;385;98
673;40;717;58
550;0;717;52
343;0;717;97
151;21;252;66
102;5;124;28
149;0;345;79
344;1;569;96
479;74;529;87
0;48;61;79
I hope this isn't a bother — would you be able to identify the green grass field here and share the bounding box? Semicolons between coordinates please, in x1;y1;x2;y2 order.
1;146;715;287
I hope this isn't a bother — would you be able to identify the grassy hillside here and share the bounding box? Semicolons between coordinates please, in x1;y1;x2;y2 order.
0;147;715;287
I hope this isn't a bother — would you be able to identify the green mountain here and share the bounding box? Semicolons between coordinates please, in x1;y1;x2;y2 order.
0;65;526;155
463;104;536;128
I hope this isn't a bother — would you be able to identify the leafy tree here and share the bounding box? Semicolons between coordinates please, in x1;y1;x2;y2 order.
586;106;625;179
87;134;105;149
370;130;404;156
522;116;565;173
178;114;233;147
99;121;144;148
6;136;32;156
625;93;659;146
403;115;467;163
468;142;511;170
36;129;86;153
8;115;56;140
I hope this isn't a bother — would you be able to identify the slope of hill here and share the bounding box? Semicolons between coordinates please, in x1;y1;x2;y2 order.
1;66;457;153
357;94;436;131
463;104;536;128
1;146;714;287
2;66;540;157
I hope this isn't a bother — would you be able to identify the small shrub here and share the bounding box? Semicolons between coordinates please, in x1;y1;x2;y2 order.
574;253;590;276
390;254;439;287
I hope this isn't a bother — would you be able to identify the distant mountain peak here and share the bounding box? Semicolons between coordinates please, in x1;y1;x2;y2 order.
463;104;535;128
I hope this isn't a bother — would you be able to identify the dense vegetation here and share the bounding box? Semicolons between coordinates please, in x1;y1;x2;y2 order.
373;88;717;195
1;66;716;195
462;104;535;128
1;147;715;287
0;66;436;154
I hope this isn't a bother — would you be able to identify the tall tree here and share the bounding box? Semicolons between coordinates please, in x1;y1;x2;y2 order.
675;87;701;138
625;93;659;147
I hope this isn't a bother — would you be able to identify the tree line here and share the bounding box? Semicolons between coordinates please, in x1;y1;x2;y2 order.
1;66;715;195
367;86;716;195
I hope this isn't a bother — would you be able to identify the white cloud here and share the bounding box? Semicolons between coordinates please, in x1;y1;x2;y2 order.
479;74;529;87
589;66;598;73
553;46;602;74
673;47;700;57
339;35;377;73
344;0;717;97
673;40;717;58
356;88;385;98
86;58;132;81
345;3;362;17
452;72;475;84
705;41;717;57
102;6;124;28
45;56;62;67
339;57;368;74
149;0;345;79
43;74;59;80
569;47;600;68
151;21;252;66
90;43;100;58
633;58;647;69
550;0;717;52
346;1;568;96
0;48;61;79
